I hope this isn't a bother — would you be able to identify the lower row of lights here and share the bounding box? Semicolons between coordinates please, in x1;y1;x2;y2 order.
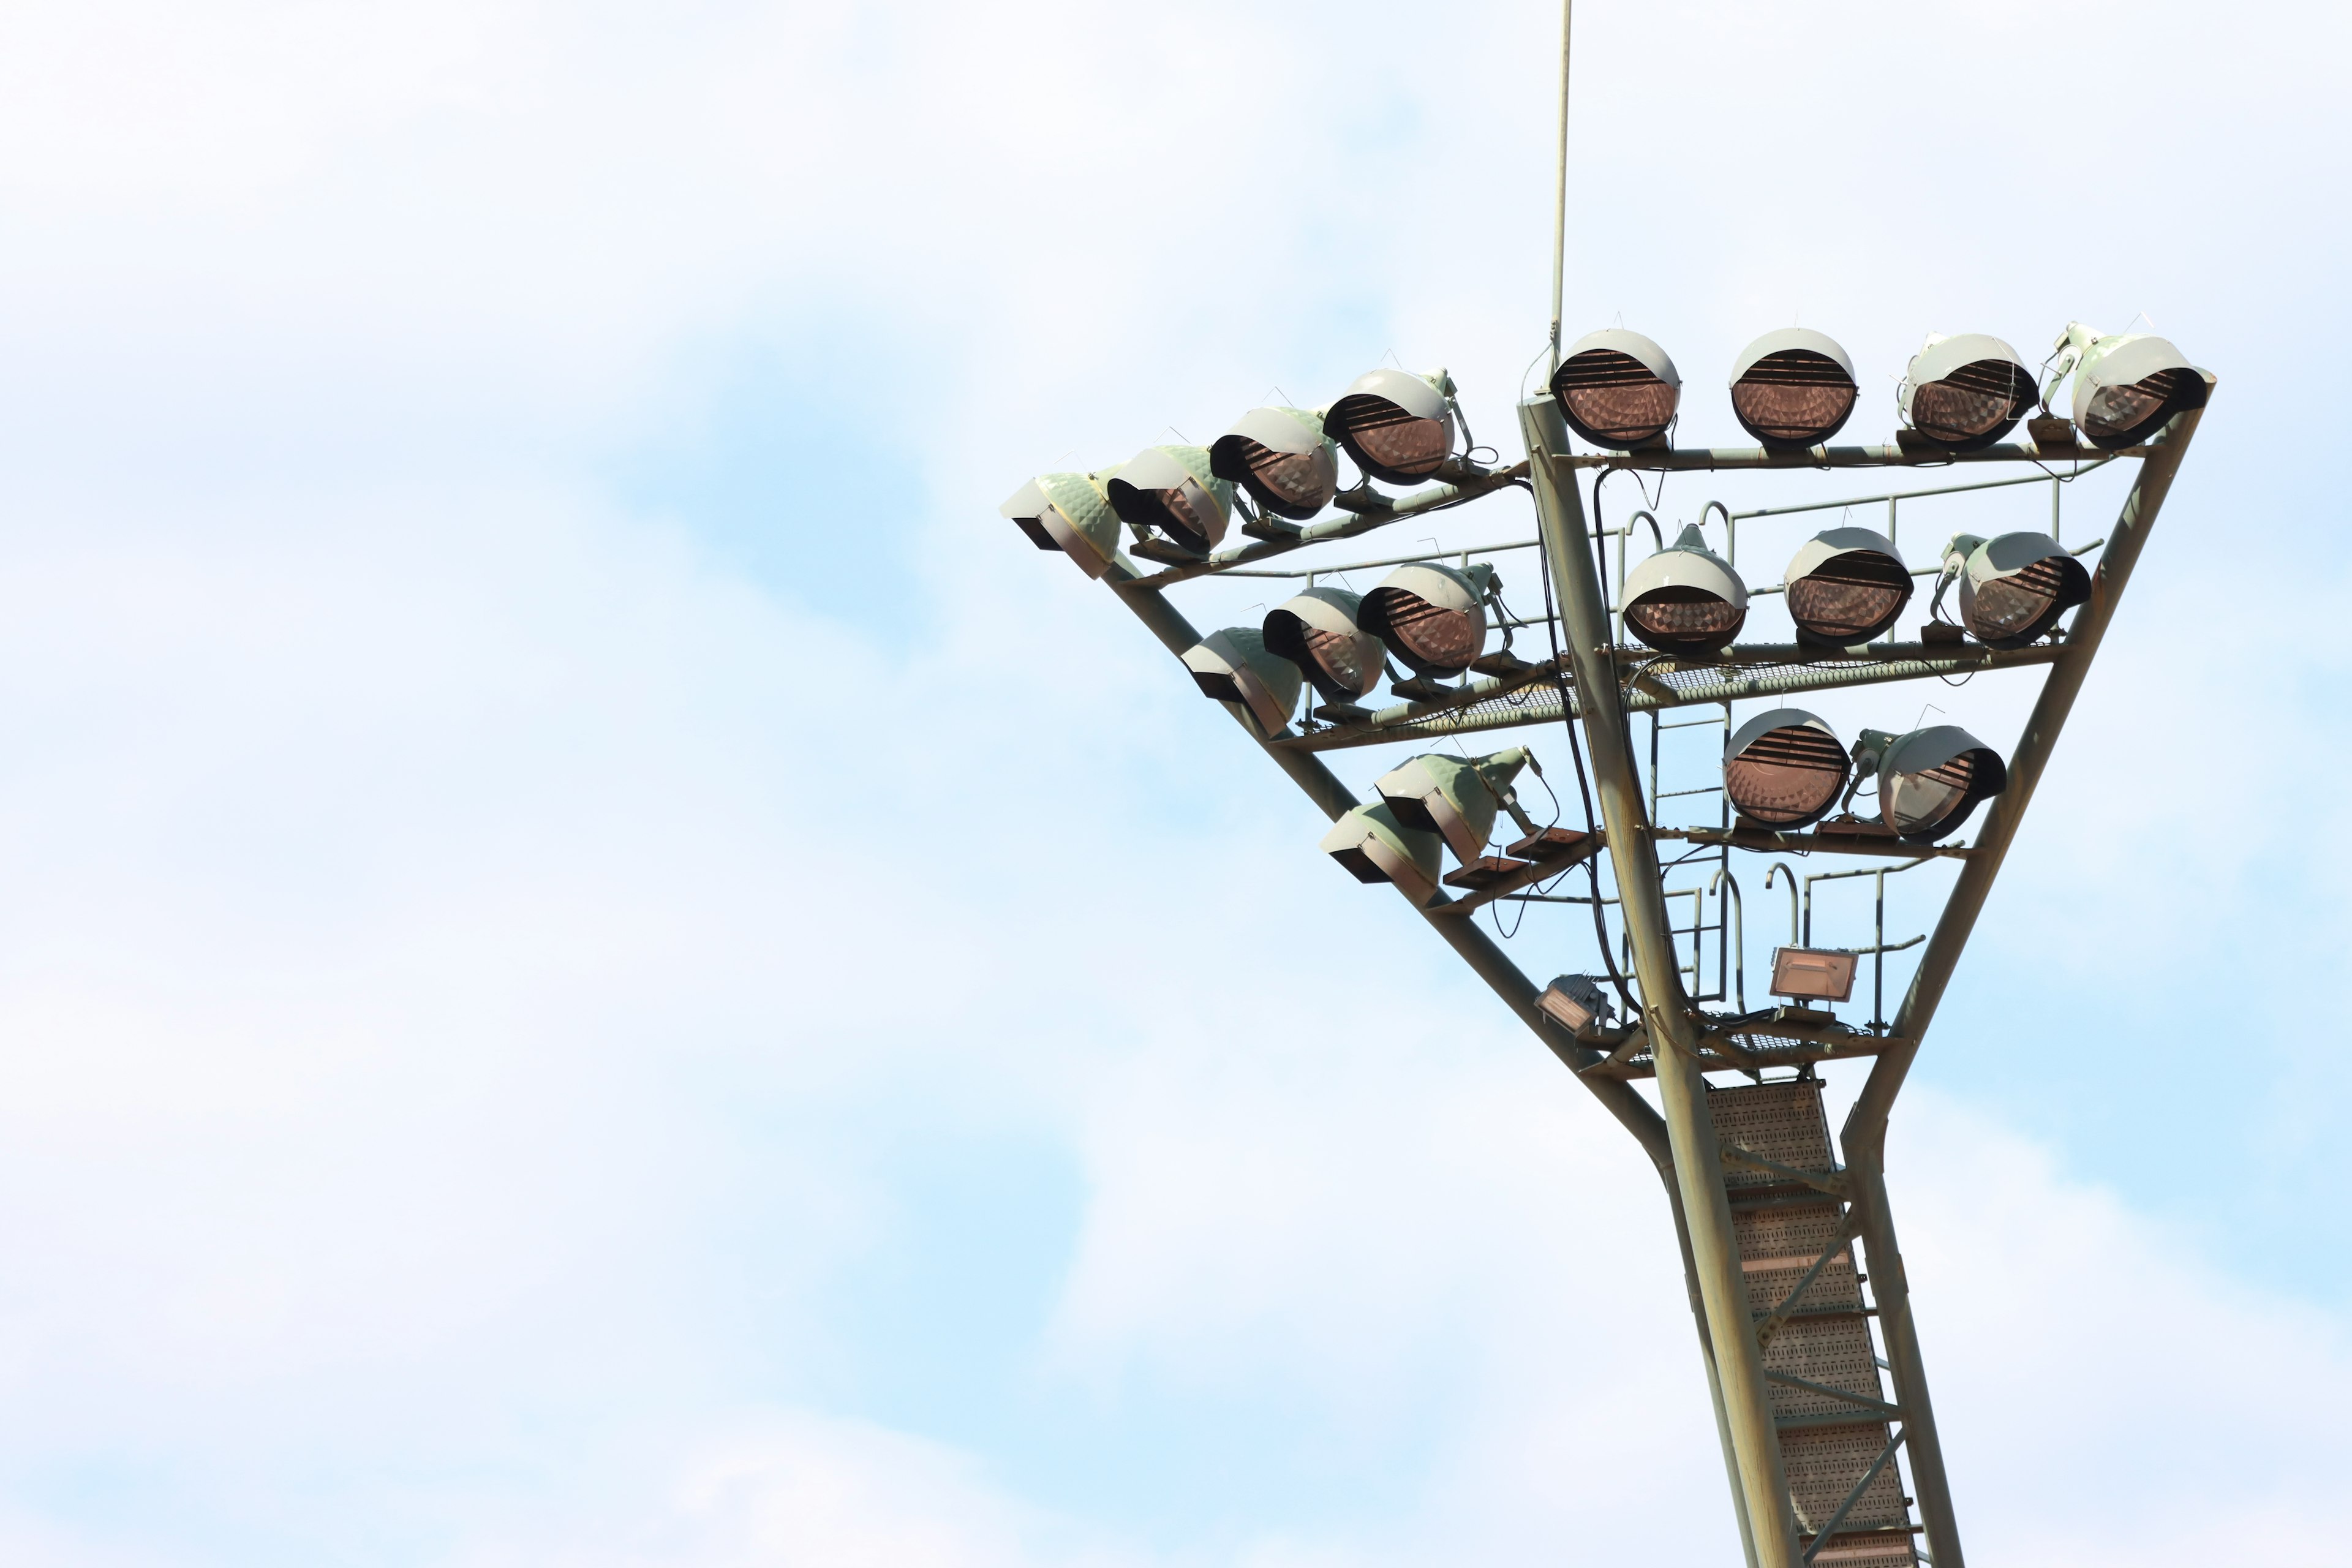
1317;708;2004;907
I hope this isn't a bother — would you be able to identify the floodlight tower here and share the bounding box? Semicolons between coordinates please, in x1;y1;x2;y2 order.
993;10;2209;1566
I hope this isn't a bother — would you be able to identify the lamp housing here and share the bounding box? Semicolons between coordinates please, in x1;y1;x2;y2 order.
1551;329;1680;448
1853;725;2007;844
1374;748;1532;864
1106;445;1233;557
1782;526;1912;647
1360;560;1494;678
1622;524;1747;655
1209;407;1338;521
998;467;1125;578
1898;333;2037;452
1180;628;1302;736
1939;531;2090;649
1261;587;1384;703
1770;946;1858;1003
1325;368;1457;485
1724;708;1850;829
1729;328;1858;449
2062;323;2211;450
1319;804;1442;907
1538;973;1616;1035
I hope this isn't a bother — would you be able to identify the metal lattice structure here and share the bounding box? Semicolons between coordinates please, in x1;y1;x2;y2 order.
997;26;2207;1562
1002;387;2208;1565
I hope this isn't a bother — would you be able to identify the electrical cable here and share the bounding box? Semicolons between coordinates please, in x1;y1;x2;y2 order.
1532;484;1637;1012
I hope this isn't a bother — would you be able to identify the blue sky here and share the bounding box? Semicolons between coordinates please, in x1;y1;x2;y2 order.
0;1;2343;1564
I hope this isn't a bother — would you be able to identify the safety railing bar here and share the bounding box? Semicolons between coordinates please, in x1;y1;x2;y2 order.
1724;455;2119;523
1566;442;2140;473
1117;462;1529;589
1212;536;1544;581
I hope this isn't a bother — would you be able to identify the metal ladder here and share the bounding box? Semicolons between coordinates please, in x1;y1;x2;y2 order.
1711;1079;1922;1566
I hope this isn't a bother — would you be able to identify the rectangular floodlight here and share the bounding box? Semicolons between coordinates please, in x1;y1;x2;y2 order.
1770;946;1858;1003
1537;973;1613;1035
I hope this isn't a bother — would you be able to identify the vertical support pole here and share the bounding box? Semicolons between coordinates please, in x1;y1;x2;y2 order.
1872;867;1885;1030
1547;0;1573;376
1523;401;1800;1568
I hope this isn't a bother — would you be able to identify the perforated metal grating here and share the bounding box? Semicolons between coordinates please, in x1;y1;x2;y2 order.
1709;1080;1916;1566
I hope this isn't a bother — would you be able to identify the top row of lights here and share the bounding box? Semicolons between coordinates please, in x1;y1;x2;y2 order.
1001;323;2205;578
1553;323;2205;456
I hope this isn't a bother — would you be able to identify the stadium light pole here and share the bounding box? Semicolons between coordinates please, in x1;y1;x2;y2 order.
993;2;2212;1561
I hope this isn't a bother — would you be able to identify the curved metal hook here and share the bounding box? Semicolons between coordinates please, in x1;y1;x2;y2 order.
1698;499;1735;565
1709;865;1745;1012
1763;861;1801;946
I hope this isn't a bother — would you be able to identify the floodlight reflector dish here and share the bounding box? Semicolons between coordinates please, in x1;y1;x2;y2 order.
1770;946;1857;1003
1325;368;1455;484
1106;445;1232;556
1724;708;1850;828
1209;407;1339;520
1729;328;1858;449
998;468;1123;578
1782;526;1912;646
1899;333;2037;451
1859;724;2008;843
2070;330;2210;449
1319;804;1442;907
1374;748;1529;864
1360;561;1494;677
1551;329;1680;448
1262;587;1383;703
1946;531;2090;648
1180;627;1303;736
1538;973;1615;1035
1622;524;1747;655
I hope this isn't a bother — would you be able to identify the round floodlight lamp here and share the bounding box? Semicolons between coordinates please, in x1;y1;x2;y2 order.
1319;804;1442;907
1180;628;1302;736
1262;587;1384;703
1360;561;1494;677
2070;330;2210;450
1940;531;2090;649
1622;524;1747;655
998;467;1123;578
1551;329;1681;449
1374;747;1530;864
1899;333;2036;451
1782;526;1912;647
1106;445;1233;557
1855;725;2007;844
1325;368;1456;485
1209;407;1338;521
1723;709;1850;829
1729;328;1858;450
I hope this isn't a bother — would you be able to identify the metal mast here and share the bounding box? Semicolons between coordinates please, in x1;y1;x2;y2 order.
995;12;2211;1561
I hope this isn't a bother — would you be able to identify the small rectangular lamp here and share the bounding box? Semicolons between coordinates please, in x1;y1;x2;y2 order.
1538;973;1614;1035
1770;946;1858;1003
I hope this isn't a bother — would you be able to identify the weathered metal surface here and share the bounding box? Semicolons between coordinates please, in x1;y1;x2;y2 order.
1526;394;1804;1564
1711;1080;1916;1568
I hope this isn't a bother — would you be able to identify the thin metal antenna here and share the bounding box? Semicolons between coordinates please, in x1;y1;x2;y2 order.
1547;0;1573;377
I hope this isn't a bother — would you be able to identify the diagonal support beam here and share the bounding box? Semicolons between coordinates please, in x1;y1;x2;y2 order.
1833;398;2208;1568
1801;1427;1910;1563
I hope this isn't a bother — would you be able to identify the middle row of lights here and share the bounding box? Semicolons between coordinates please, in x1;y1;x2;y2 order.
1181;515;2090;742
